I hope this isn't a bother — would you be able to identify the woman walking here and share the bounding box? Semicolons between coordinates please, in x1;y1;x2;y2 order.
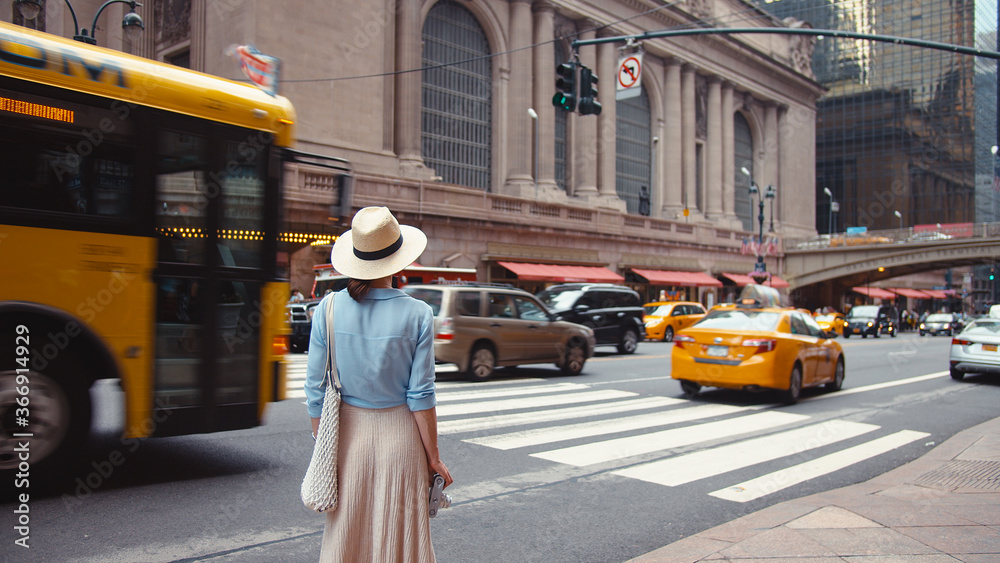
305;206;453;562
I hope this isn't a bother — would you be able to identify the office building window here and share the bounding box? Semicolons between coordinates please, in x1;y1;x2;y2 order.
734;113;753;231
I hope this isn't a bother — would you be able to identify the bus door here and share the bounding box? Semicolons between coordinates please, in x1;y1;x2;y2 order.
151;119;278;435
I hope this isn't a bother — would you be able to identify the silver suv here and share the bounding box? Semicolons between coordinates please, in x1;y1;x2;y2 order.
402;283;596;381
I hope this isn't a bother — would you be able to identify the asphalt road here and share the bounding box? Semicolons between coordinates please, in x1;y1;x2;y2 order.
4;332;998;562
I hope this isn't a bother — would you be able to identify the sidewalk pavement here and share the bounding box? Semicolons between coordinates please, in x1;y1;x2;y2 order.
629;416;1000;562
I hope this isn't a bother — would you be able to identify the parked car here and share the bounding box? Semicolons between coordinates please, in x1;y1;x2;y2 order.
642;301;707;342
536;283;645;354
920;313;962;336
949;317;1000;380
671;285;844;404
814;312;846;337
843;304;898;338
402;283;595;381
286;301;319;352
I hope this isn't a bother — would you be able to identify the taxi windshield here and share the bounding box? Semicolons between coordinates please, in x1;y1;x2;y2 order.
645;304;673;316
815;314;837;322
695;309;781;331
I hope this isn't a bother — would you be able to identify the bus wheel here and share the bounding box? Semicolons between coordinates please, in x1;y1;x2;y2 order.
0;369;90;475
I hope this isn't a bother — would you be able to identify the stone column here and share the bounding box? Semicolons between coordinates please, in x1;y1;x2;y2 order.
681;65;698;215
503;0;535;195
532;2;559;194
190;0;206;71
596;33;623;210
574;24;598;197
765;102;780;227
706;77;723;219
394;0;424;172
663;60;683;215
721;82;735;221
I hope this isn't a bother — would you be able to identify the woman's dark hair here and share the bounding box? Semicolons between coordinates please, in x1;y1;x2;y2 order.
347;278;373;301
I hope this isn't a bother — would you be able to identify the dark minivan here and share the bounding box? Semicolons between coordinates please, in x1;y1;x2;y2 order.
536;283;645;354
844;304;898;338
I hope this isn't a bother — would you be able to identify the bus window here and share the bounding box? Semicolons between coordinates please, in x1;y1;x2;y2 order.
218;139;266;268
155;130;208;265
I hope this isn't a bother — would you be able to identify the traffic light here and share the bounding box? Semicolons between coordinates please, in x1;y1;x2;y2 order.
990;268;995;281
552;62;576;112
578;66;602;116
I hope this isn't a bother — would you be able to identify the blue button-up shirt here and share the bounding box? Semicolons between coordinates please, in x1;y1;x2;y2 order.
304;288;436;418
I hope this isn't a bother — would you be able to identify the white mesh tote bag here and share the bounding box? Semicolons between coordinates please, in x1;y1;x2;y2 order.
301;295;342;513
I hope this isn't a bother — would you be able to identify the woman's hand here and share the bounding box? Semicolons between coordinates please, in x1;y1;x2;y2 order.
310;417;320;439
429;459;453;488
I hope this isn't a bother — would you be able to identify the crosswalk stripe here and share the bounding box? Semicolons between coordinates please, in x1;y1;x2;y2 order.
436;389;637;417
436;382;590;402
467;403;759;450
436;377;548;390
613;419;879;486
532;411;809;467
708;429;930;502
439;397;682;435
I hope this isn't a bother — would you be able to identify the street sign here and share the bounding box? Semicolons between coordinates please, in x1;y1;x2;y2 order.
616;53;642;100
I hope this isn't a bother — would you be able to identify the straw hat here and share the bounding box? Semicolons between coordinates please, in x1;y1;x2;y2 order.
330;206;427;280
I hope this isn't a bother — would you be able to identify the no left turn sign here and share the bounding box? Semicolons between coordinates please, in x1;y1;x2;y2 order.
617;53;642;100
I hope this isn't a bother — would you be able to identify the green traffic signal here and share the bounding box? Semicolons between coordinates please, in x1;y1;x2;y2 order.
553;62;576;112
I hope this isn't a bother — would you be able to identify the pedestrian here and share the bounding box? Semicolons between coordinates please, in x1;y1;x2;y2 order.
289;288;304;303
304;206;453;562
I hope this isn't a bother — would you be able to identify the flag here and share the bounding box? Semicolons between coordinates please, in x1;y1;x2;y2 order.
231;45;280;96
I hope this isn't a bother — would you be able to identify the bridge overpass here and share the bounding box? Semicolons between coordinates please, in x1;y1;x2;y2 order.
782;223;1000;307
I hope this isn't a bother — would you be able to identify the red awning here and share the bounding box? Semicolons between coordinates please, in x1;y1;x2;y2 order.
632;269;723;287
721;272;790;289
852;286;897;300
921;289;949;299
890;288;932;299
497;261;623;283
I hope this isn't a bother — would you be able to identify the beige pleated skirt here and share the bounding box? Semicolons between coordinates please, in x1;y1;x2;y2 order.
319;403;435;563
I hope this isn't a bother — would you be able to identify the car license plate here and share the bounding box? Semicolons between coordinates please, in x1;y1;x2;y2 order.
707;345;728;357
984;344;998;352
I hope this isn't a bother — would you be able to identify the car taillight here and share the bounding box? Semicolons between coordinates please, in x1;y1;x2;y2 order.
436;317;454;340
273;335;289;355
674;334;696;344
742;338;777;353
952;338;971;346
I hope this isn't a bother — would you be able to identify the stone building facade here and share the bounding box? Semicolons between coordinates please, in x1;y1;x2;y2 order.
9;0;823;304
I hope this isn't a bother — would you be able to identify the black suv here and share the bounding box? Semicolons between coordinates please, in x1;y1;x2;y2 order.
844;304;898;339
536;283;645;354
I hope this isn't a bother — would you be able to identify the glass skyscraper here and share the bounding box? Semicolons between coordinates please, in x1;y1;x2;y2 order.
760;0;993;234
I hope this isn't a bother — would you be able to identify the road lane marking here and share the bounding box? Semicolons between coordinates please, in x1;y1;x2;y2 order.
439;396;681;435
531;411;809;466
436;382;590;402
803;371;948;402
436;389;637;417
614;419;879;486
467;403;759;450
708;429;930;502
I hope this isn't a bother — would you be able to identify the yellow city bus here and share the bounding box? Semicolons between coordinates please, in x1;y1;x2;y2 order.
0;21;293;477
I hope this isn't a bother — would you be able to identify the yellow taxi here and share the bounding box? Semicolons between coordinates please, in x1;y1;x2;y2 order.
814;312;846;337
643;301;707;342
671;285;845;404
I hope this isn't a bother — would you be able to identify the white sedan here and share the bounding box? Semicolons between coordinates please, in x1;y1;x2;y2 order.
949;318;1000;380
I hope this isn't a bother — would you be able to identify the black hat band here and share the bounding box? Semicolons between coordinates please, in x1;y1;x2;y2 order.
353;234;403;261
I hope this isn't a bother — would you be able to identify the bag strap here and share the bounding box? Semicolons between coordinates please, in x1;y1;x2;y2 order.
324;294;341;392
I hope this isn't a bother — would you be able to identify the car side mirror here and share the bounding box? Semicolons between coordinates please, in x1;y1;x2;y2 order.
573;304;590;314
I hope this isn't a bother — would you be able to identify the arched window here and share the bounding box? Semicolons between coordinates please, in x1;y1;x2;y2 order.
554;41;569;191
421;1;492;190
616;87;651;214
734;113;753;230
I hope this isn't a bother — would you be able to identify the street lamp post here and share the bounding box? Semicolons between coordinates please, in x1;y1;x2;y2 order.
823;187;834;235
893;209;903;231
16;0;144;45
766;185;776;232
528;107;538;200
741;167;775;284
